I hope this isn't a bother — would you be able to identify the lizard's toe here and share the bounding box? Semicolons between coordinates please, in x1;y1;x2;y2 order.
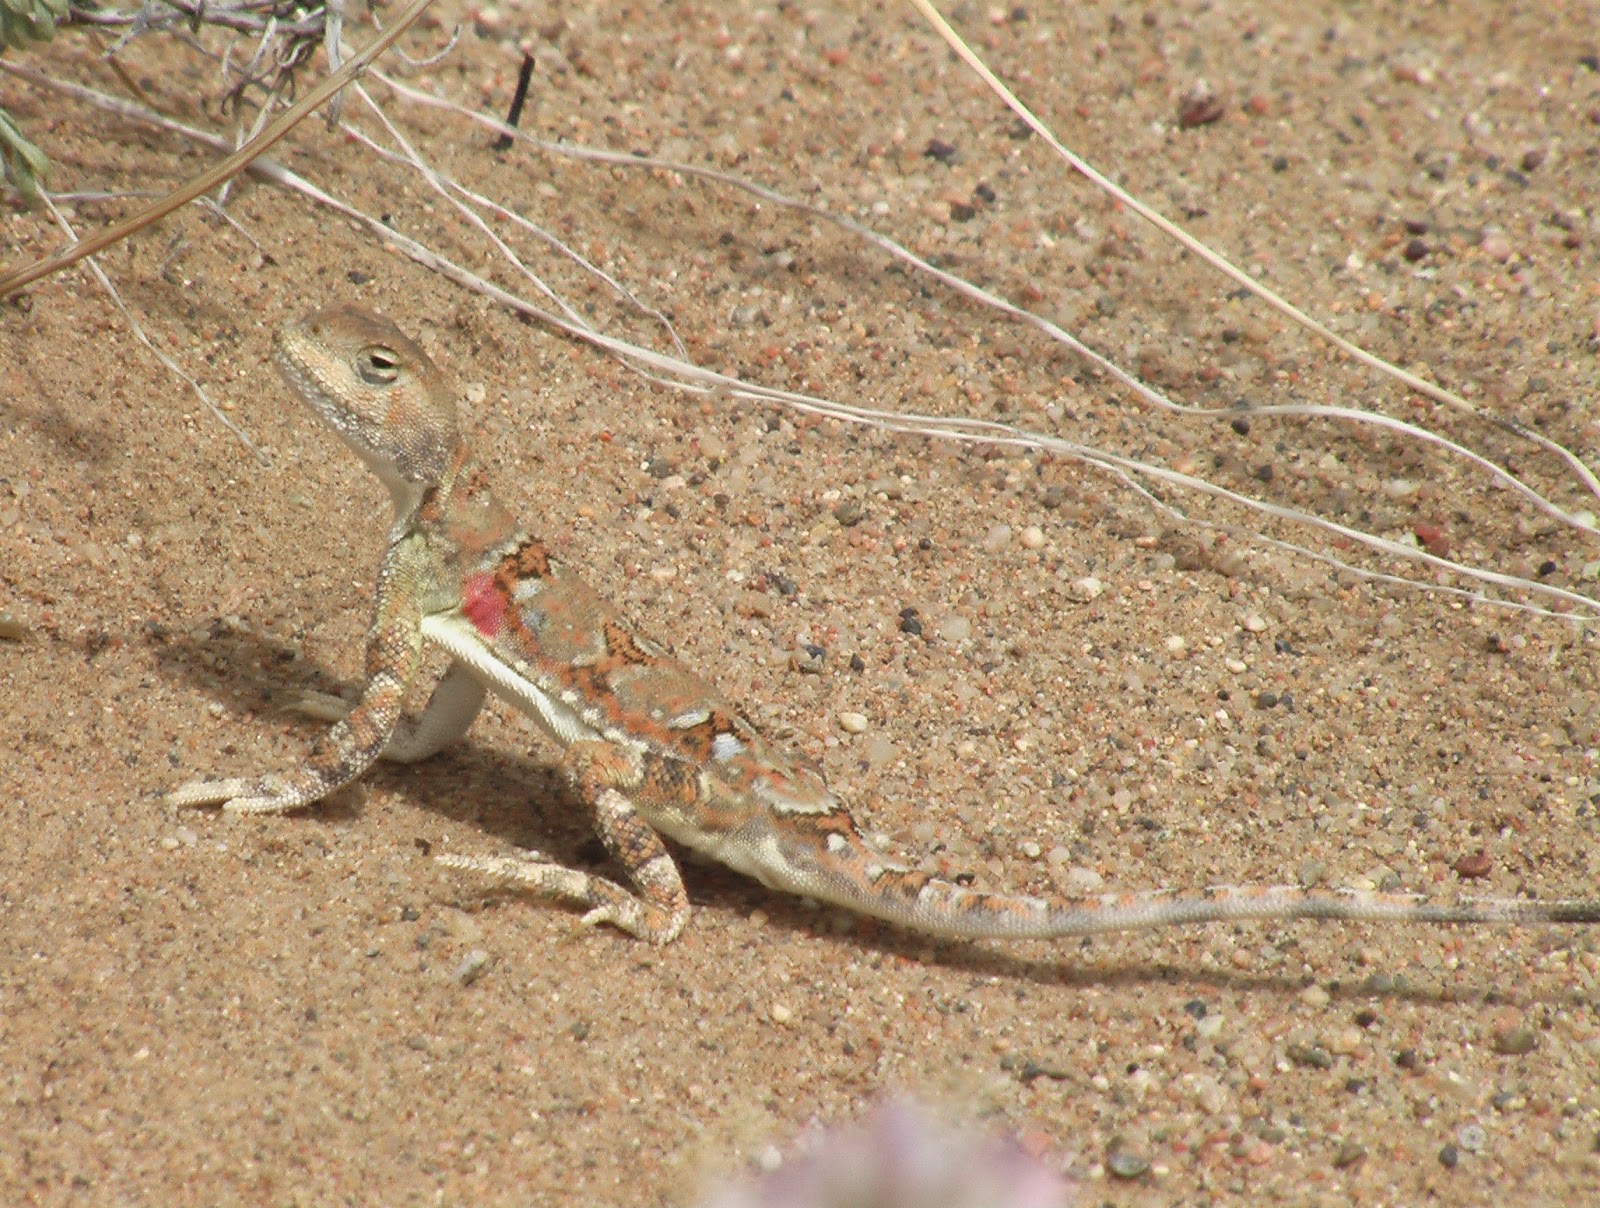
167;777;256;808
168;775;304;814
283;689;355;723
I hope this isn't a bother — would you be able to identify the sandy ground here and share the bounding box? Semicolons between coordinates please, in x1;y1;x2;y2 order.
4;1;1600;1203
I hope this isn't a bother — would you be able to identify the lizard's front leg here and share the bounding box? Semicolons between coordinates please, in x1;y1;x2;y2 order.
438;740;692;944
289;661;487;764
168;538;433;814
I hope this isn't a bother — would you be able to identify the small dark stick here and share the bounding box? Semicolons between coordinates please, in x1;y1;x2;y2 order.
493;53;536;152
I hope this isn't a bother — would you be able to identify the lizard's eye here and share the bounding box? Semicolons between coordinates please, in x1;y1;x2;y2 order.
358;346;401;385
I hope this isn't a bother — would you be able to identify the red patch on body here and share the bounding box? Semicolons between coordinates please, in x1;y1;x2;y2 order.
461;572;508;637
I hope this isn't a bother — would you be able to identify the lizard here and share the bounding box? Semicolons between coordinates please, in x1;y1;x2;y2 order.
170;305;1600;945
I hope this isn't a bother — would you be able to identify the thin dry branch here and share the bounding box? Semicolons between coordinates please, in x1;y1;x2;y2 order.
0;0;437;298
906;0;1600;509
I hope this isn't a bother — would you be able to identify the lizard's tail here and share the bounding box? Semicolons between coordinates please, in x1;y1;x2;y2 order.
762;816;1600;940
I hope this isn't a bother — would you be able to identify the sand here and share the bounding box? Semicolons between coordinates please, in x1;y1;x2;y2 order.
3;1;1599;1202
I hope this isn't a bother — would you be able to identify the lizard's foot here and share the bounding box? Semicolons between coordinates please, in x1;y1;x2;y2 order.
437;852;688;944
166;773;309;815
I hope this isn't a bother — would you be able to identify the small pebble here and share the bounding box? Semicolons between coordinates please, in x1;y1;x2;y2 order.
1106;1149;1150;1179
1329;1027;1365;1056
770;1002;793;1025
1019;525;1046;550
837;711;869;734
1071;576;1104;601
453;949;492;986
1165;635;1187;656
1300;984;1332;1008
1288;1042;1334;1070
0;614;27;641
1224;657;1247;674
1060;866;1104;894
1177;81;1225;128
1438;1143;1459;1168
937;613;972;641
1456;1123;1487;1153
1332;1141;1367;1169
982;523;1013;552
1480;230;1514;261
1490;1027;1538;1056
1383;477;1420;499
1242;613;1267;633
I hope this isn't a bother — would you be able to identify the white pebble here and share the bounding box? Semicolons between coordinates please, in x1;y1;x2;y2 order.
1224;657;1248;674
1165;635;1187;656
982;523;1012;552
1329;1026;1365;1055
1072;576;1104;601
770;1002;793;1025
837;711;869;734
1020;525;1046;550
1061;866;1104;894
1242;613;1267;633
1383;477;1419;499
1299;984;1331;1008
453;949;492;986
1020;840;1042;858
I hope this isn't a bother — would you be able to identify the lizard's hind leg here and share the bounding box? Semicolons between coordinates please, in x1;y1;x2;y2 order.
439;739;692;944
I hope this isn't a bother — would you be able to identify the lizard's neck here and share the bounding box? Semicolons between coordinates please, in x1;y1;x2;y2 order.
407;441;519;562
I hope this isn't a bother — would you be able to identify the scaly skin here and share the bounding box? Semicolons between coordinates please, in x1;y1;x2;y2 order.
171;306;1600;945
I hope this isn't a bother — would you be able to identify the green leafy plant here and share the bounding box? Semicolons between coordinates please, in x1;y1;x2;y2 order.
1;0;70;200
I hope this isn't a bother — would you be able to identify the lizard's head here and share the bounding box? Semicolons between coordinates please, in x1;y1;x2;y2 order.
273;306;459;512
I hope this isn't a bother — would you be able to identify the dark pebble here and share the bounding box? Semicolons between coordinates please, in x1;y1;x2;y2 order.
1332;1141;1366;1169
1395;1047;1420;1070
1403;237;1430;262
1439;1143;1459;1168
924;138;958;162
1491;1027;1538;1056
1183;999;1208;1019
1231;416;1251;435
1288;1043;1334;1070
1178;92;1226;128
